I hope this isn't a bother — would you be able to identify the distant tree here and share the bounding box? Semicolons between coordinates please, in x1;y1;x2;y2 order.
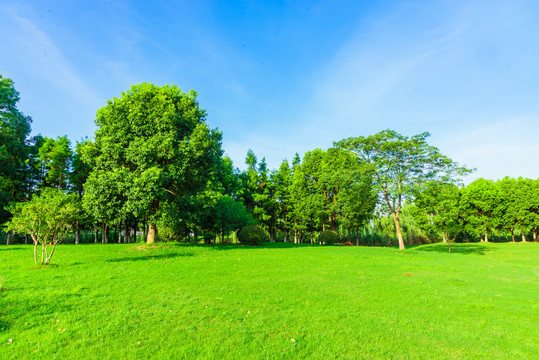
459;178;500;242
70;139;92;197
271;160;294;242
336;130;470;250
497;177;522;242
214;196;255;241
252;158;278;241
84;83;222;243
37;136;73;190
5;188;80;264
410;181;461;243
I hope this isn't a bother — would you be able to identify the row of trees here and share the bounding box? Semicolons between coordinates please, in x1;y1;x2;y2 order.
2;75;536;261
411;177;539;243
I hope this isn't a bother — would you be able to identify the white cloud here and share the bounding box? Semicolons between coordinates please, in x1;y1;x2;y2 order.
0;5;102;132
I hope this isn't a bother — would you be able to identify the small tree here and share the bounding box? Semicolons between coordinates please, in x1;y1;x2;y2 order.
5;188;80;265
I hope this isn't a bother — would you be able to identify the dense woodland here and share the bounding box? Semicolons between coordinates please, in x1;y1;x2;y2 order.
2;75;539;252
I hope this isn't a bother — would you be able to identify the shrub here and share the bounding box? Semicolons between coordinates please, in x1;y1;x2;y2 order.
237;225;269;246
319;230;339;245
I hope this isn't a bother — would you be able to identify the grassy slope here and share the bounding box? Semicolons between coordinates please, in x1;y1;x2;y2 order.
0;242;537;359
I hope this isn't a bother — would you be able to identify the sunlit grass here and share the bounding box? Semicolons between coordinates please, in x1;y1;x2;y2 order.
1;242;537;359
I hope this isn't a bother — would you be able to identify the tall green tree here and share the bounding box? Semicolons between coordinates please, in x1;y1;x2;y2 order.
37;136;73;190
84;83;222;243
0;75;32;227
271;160;294;242
336;130;470;250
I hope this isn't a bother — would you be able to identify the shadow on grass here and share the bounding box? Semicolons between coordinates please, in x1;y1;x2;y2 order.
0;246;27;252
412;243;492;255
168;242;323;251
0;319;9;333
107;252;194;262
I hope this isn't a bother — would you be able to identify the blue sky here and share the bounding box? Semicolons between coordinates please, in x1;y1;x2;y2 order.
1;0;539;181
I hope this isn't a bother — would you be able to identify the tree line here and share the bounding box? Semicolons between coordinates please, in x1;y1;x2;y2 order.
1;76;537;257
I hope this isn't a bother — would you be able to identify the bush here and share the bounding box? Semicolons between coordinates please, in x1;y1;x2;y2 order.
319;230;339;245
237;225;269;246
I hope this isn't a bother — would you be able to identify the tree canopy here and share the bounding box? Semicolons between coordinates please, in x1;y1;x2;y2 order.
336;130;471;249
83;83;223;243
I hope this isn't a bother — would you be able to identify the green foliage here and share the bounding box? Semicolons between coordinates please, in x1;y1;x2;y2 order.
83;83;223;242
410;181;461;241
336;129;471;249
4;188;80;264
237;225;269;245
37;136;72;190
459;178;500;241
318;230;339;245
0;75;32;223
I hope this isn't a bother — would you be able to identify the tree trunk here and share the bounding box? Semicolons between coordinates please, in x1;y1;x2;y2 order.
94;228;98;243
45;243;58;265
511;227;515;242
117;223;121;243
533;230;537;241
124;222;131;243
484;229;488;243
101;223;106;244
143;222;148;243
75;222;80;245
392;213;405;250
147;223;157;244
310;232;313;244
521;230;526;242
356;229;359;246
442;231;447;243
32;235;38;264
24;235;28;245
133;219;138;243
6;231;11;245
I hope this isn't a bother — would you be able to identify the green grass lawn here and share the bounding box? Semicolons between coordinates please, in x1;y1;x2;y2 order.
0;242;537;359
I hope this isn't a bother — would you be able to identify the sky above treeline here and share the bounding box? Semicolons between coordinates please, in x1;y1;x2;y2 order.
1;0;539;182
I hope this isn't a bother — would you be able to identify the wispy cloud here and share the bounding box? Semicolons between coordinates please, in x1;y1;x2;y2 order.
1;4;101;116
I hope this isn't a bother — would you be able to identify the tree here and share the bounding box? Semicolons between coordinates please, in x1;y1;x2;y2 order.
4;188;80;264
336;130;470;250
271;160;294;242
84;83;223;243
410;181;461;243
36;136;73;190
459;178;500;242
0;75;32;228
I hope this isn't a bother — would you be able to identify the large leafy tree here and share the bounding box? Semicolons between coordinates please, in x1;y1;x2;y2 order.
0;75;32;226
336;130;470;250
84;83;223;243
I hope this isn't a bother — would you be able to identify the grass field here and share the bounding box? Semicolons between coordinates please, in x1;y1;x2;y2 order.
0;242;537;359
